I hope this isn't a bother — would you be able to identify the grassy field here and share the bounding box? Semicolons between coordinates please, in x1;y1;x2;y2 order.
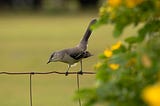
0;14;136;106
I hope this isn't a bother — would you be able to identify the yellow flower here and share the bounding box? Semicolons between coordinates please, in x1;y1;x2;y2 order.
108;0;122;7
142;84;160;106
106;6;114;13
109;63;120;70
99;7;107;16
104;49;113;57
111;41;122;51
99;6;114;16
125;0;144;8
95;62;102;69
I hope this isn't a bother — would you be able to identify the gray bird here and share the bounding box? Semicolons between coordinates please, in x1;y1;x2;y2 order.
47;19;97;76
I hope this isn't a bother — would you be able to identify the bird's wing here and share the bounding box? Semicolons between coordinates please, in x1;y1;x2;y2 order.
69;51;84;60
65;48;84;60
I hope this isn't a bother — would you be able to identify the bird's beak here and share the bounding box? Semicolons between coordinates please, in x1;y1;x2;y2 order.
47;61;50;64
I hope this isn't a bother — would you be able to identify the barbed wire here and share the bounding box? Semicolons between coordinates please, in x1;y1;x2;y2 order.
0;71;96;106
0;71;95;75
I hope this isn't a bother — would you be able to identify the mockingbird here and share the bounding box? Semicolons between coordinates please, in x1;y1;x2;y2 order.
47;19;97;76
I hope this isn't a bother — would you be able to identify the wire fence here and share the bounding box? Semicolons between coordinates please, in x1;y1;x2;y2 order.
0;71;95;106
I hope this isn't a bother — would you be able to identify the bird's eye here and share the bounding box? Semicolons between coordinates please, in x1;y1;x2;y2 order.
50;55;53;59
50;52;55;58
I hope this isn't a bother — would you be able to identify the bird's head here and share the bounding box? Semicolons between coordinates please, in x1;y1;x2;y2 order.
47;52;60;64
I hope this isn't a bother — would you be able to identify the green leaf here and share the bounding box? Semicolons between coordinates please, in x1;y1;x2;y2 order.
98;54;106;59
113;24;124;37
125;36;139;44
113;45;127;54
138;28;146;42
138;20;160;42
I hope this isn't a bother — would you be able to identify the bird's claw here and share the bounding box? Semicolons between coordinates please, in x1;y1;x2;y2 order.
65;72;69;76
77;70;83;75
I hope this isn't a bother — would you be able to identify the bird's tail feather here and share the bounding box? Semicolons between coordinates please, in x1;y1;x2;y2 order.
78;19;97;50
81;19;97;43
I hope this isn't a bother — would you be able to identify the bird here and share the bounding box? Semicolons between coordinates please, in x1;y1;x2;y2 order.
47;19;97;76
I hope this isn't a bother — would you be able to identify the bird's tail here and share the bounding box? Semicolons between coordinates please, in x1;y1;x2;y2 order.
78;19;97;50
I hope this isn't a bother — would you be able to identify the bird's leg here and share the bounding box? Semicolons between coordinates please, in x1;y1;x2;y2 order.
78;60;83;75
65;65;71;76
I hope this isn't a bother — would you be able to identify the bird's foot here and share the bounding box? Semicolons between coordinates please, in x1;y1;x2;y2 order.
65;72;69;76
77;70;83;75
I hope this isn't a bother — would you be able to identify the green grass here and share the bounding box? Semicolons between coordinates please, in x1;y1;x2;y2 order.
0;14;136;106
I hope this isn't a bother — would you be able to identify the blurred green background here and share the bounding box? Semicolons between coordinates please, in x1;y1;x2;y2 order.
0;0;136;106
